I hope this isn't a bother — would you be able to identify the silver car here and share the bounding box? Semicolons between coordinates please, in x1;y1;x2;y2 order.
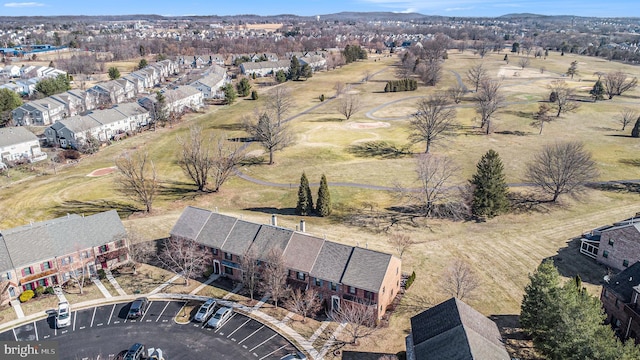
193;298;216;322
206;307;232;329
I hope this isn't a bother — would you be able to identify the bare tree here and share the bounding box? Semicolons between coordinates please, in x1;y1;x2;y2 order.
618;108;638;131
410;95;457;153
531;103;553;135
261;249;288;308
240;248;260;301
265;87;295;125
466;63;488;92
337;93;362;120
114;150;158;213
446;84;466;104
524;141;598;202
474;79;505;134
126;226;155;276
387;232;415;259
397;52;416;80
548;80;579;117
333;82;346;97
604;71;638;99
412;154;463;218
328;301;377;346
440;259;480;301
157;237;212;286
244;111;293;165
0;280;10;306
59;248;94;295
177;125;244;192
518;57;531;69
285;287;321;323
417;60;442;87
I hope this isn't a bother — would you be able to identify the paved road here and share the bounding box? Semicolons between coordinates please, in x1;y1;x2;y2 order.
0;300;297;360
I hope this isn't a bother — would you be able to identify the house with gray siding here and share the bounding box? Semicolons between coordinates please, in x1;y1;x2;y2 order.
189;65;229;99
0;127;46;164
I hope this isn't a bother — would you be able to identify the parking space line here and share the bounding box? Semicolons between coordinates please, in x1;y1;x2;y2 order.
215;313;236;332
226;318;251;338
72;311;77;331
12;328;17;341
33;321;38;341
249;334;276;352
107;304;115;325
139;302;152;322
238;325;264;345
90;307;97;328
54;325;57;337
259;345;287;360
156;302;170;322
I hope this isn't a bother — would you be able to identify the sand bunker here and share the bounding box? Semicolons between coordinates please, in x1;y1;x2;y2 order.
497;65;550;79
87;166;117;177
348;122;391;129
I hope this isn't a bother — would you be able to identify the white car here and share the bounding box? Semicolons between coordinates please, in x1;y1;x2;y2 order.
56;301;71;328
193;298;216;322
206;307;233;329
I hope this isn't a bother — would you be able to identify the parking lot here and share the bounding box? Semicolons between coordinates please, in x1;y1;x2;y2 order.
0;300;299;360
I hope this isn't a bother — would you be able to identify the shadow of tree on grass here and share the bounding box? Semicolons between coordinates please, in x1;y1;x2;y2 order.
52;200;139;219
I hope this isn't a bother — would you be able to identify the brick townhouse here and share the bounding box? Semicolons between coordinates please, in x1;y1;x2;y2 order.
170;206;402;319
580;218;640;271
601;261;640;342
0;210;128;300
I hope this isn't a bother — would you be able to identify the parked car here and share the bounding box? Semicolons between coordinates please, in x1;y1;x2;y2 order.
280;352;307;360
124;343;146;360
193;298;216;322
206;307;233;329
56;301;71;328
127;297;149;319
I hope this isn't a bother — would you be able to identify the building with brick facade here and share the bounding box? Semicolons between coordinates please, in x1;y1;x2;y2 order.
601;261;640;342
0;210;128;301
580;217;640;271
170;206;402;319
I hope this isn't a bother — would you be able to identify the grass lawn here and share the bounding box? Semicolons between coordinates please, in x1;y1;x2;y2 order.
174;300;198;324
3;50;640;356
114;264;175;295
195;285;229;299
258;304;289;322
0;306;17;324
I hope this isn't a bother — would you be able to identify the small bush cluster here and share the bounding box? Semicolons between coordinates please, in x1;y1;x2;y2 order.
97;269;106;280
405;271;416;289
384;79;418;92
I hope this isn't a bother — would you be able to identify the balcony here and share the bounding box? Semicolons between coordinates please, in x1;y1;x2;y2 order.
96;247;127;263
625;303;640;320
343;293;375;306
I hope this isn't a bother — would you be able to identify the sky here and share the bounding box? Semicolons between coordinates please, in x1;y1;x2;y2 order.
1;0;639;18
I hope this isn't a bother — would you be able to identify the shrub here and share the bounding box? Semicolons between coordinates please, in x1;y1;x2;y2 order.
251;90;258;100
97;269;106;280
203;266;213;277
45;287;55;295
62;149;81;160
385;79;418;92
35;286;45;297
549;91;558;103
19;290;35;303
319;94;325;102
405;271;416;290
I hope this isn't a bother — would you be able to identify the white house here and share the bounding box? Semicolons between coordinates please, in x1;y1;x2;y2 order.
0;127;46;164
138;86;203;118
239;60;290;77
188;64;229;99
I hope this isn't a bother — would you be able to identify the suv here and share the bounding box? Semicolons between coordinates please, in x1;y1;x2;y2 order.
193;298;216;322
127;297;149;319
280;352;307;360
56;301;71;328
124;343;146;360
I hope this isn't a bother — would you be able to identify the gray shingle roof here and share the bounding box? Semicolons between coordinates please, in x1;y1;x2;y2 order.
195;212;237;249
310;241;353;283
283;233;324;273
0;210;126;272
0;127;38;148
604;261;640;302
341;247;392;293
410;298;509;360
170;206;211;239
221;220;261;256
249;226;293;260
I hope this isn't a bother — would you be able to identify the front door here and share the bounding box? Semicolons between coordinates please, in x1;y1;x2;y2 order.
8;287;15;297
213;260;221;275
331;295;340;312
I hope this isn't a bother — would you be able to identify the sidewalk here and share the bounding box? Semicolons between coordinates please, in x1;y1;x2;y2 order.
189;274;220;295
91;278;112;298
9;300;24;319
105;270;127;296
149;273;183;295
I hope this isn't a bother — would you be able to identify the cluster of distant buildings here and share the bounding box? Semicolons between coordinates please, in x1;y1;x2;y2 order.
0;64;67;96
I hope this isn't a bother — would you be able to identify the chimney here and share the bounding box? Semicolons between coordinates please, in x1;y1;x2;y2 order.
300;220;306;233
271;214;277;227
365;242;369;249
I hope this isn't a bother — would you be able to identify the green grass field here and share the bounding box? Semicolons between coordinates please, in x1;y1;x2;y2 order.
3;50;640;356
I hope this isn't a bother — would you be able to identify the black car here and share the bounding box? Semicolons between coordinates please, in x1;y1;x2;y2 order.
123;343;146;360
127;297;149;319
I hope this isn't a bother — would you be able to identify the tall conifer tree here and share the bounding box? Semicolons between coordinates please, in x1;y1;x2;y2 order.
316;174;331;217
295;172;313;215
469;149;510;218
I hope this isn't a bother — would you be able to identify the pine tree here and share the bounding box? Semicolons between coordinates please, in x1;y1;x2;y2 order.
469;149;510;218
288;56;301;81
590;80;605;101
316;174;331;217
632;118;640;138
295;172;313;216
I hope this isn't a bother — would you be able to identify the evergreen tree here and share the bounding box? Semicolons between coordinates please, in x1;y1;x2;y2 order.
632;117;640;138
316;174;331;217
0;88;23;126
138;59;148;70
154;91;168;126
275;70;287;83
469;149;510;218
590;80;605;101
236;78;251;97
251;90;258;100
295;172;314;216
222;83;236;105
567;60;578;79
301;64;312;79
288;56;301;81
108;66;120;80
35;74;71;97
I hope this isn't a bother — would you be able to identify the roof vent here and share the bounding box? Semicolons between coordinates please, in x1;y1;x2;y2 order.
604;275;610;283
631;277;634;282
